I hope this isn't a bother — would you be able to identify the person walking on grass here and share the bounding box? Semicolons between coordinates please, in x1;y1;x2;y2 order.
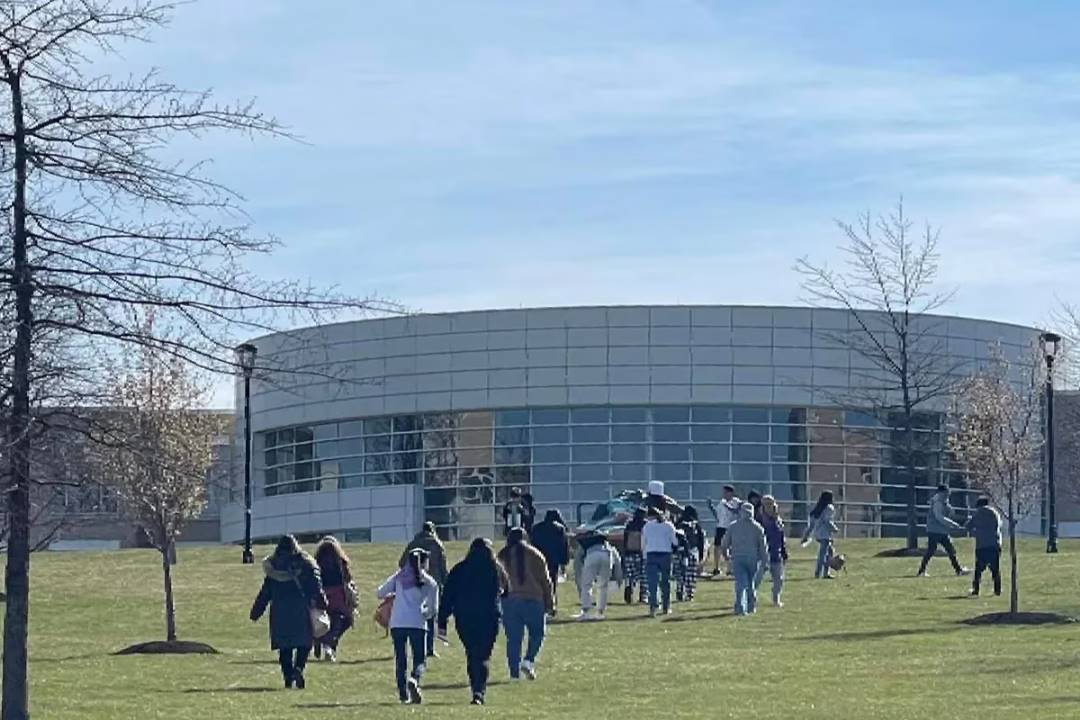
642;507;678;617
674;505;705;602
377;549;439;705
400;521;449;658
438;538;510;706
503;487;526;537
622;507;648;605
531;509;571;614
498;528;555;681
802;491;840;580
917;485;970;578
757;495;788;607
720;502;769;616
707;485;741;576
313;536;357;662
966;497;1003;597
746;490;765;524
250;535;328;690
573;530;621;621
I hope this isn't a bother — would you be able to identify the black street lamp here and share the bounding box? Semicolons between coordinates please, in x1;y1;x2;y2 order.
1041;331;1062;554
235;342;258;565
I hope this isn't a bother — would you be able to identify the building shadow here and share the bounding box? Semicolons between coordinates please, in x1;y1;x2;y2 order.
793;625;964;642
181;687;279;694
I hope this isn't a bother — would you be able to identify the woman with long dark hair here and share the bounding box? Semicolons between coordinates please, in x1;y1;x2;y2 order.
802;491;840;579
497;528;554;681
377;549;439;704
437;538;509;705
250;535;327;689
313;536;356;662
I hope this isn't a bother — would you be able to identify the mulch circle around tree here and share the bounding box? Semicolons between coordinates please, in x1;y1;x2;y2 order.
114;641;219;656
960;612;1077;626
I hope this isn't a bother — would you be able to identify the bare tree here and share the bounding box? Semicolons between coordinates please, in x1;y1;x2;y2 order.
0;3;390;717
797;200;963;550
93;334;222;643
949;344;1044;615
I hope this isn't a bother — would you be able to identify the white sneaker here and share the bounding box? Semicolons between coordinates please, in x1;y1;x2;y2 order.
957;567;971;576
520;660;537;681
594;612;606;621
573;611;590;622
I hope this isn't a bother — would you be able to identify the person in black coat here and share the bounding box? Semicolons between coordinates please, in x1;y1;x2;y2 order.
251;535;328;689
529;509;570;611
437;538;509;705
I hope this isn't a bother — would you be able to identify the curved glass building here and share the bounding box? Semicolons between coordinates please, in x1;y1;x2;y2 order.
220;305;1040;544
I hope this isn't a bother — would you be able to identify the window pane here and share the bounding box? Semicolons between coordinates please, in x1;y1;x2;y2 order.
653;463;690;480
612;407;648;423
733;444;769;462
692;424;730;442
278;428;295;445
653;444;689;462
534;445;570;464
612;444;647;462
534;465;570;484
339;421;364;438
693;406;730;423
612;425;646;443
573;445;609;463
654;424;689;442
532;408;568;425
533;426;568;445
365;435;390;453
733;425;769;443
692;444;729;462
497;409;530;427
364;418;391;435
653;406;690;423
496;446;530;465
263;431;278;449
732;463;770;483
571;407;609;424
732;407;769;424
573;464;610;483
572;425;608;443
495;427;529;446
612;463;649;482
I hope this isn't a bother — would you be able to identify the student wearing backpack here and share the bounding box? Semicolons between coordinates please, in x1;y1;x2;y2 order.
917;485;969;578
313;536;357;662
802;491;840;580
965;497;1003;596
622;507;647;604
377;549;439;705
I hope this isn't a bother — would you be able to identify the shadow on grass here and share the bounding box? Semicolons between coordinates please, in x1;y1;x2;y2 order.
662;612;733;623
232;656;394;666
31;653;103;663
423;680;506;691
297;700;458;709
181;687;279;694
793;625;964;642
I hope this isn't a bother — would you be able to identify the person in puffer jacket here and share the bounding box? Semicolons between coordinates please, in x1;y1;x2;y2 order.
917;485;969;578
250;535;328;690
573;531;622;621
530;510;570;612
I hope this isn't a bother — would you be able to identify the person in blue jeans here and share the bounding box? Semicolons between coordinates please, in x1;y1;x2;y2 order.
496;528;554;680
641;507;677;617
720;502;769;615
376;549;439;704
802;491;840;579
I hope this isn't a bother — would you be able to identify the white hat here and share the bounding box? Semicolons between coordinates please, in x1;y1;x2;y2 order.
648;480;665;497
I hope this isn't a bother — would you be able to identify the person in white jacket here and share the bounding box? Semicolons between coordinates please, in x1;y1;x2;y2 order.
707;485;741;576
573;531;622;621
377;549;439;705
802;491;840;579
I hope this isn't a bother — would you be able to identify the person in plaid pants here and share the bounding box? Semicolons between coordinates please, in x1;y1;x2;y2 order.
622;508;647;604
675;506;704;602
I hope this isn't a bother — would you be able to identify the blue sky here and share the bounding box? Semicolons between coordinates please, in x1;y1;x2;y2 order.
116;0;1080;329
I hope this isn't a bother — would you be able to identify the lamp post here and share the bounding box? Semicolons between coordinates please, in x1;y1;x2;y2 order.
1041;332;1062;554
235;342;258;565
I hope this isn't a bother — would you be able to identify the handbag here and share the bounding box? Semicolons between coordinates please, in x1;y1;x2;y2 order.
374;594;395;631
310;607;331;639
344;581;360;613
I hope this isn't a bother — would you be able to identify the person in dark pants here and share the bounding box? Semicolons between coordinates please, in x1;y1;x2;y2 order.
522;493;537;535
642;507;678;617
530;509;570;613
377;549;439;704
250;535;328;690
622;508;647;604
400;522;449;658
917;485;970;578
438;538;510;705
313;536;356;662
966;497;1003;596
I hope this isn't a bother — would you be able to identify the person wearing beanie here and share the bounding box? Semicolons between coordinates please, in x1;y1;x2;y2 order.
917;485;969;578
401;522;448;657
719;503;769;615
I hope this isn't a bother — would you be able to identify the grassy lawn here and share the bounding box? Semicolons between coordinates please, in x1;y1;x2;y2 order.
19;538;1080;719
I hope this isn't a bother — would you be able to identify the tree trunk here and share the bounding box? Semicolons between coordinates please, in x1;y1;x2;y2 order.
903;407;918;550
1008;504;1019;616
3;68;33;720
162;544;177;643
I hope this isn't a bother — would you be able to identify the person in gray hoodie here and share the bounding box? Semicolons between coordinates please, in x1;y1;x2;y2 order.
719;503;769;616
917;485;969;577
965;497;1003;596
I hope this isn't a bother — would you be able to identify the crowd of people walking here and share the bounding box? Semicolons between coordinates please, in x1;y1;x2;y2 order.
248;481;1005;704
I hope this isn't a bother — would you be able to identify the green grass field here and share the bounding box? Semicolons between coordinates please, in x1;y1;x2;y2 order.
19;538;1080;719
